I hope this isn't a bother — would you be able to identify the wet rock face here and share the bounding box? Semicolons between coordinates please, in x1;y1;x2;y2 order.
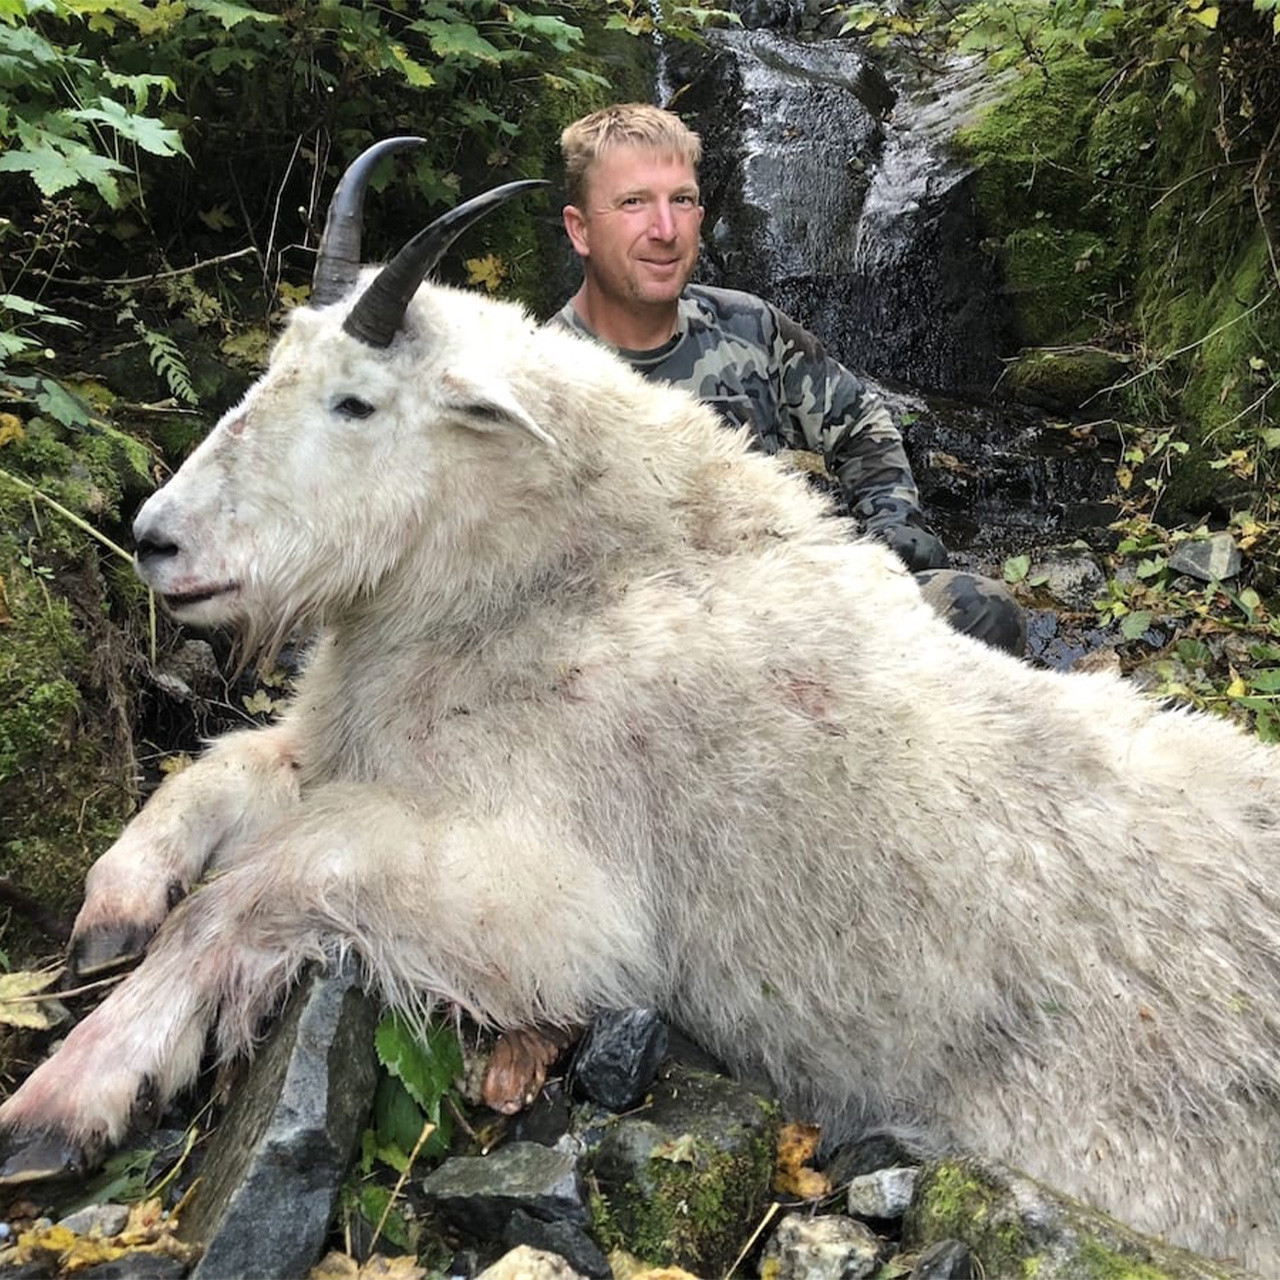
667;27;1011;397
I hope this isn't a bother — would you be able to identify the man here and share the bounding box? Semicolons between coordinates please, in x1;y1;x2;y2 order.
553;102;1025;656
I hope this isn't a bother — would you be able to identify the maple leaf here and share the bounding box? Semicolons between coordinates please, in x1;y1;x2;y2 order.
773;1121;831;1199
465;254;506;293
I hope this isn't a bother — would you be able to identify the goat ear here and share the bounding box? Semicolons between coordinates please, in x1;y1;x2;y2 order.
444;372;558;449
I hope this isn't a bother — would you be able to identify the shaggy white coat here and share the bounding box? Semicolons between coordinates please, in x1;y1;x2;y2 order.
4;279;1280;1271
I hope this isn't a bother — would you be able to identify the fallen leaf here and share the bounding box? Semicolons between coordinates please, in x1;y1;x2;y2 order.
651;1133;699;1164
0;968;69;1030
774;1121;831;1198
465;253;506;293
0;413;24;447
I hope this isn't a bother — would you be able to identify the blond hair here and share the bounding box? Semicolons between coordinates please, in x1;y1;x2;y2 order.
560;103;702;206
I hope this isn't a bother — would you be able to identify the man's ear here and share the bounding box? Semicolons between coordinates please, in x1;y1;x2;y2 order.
563;205;589;258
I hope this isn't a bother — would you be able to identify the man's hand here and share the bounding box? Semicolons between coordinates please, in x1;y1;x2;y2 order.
879;522;950;572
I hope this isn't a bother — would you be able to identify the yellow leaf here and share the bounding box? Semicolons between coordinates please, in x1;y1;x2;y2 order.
773;1120;832;1198
1116;464;1133;491
465;253;506;293
1189;5;1218;27
242;689;277;715
0;413;25;447
1227;677;1248;698
0;968;69;1031
159;752;193;777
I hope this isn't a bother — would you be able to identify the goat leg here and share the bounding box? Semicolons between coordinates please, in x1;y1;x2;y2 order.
70;723;302;977
0;783;648;1181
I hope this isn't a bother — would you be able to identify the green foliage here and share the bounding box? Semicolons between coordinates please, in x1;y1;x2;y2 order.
362;1011;465;1174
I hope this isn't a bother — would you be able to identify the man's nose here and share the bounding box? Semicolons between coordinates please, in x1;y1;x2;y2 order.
650;200;677;240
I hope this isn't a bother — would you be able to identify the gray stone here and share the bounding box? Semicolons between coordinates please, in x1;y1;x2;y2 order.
910;1238;973;1279
57;1202;130;1237
1035;548;1106;612
179;963;380;1280
421;1141;589;1239
845;1166;918;1220
1168;532;1242;583
761;1212;885;1280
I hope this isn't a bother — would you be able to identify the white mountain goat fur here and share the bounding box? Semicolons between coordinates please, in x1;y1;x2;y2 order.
2;140;1280;1272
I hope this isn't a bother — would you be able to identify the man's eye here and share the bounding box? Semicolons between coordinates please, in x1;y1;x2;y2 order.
334;396;375;419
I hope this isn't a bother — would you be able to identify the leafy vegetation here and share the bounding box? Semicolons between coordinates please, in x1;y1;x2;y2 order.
847;0;1280;730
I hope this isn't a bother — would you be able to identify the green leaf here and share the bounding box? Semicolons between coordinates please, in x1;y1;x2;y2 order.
1245;669;1280;693
0;136;124;204
371;1074;427;1163
187;0;279;29
69;97;187;158
1120;610;1153;640
420;19;503;62
1003;553;1030;584
374;1012;463;1119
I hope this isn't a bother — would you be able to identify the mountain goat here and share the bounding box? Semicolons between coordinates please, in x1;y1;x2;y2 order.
2;137;1279;1272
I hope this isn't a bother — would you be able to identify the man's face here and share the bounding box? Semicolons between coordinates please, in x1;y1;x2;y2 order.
564;144;705;310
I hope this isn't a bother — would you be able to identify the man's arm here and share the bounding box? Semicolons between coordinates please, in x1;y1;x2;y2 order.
771;308;948;570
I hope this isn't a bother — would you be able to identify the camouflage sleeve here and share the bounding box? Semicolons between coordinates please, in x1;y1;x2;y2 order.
770;307;926;535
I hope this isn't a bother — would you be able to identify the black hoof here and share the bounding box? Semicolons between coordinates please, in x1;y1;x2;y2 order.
68;923;154;980
0;1128;89;1185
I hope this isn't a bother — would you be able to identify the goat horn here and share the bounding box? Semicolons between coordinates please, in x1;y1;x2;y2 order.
312;136;427;307
343;180;548;349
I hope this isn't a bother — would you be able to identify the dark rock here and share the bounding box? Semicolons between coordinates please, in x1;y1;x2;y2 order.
510;1080;574;1148
824;1132;920;1183
80;1258;188;1280
421;1141;589;1239
911;1238;974;1279
178;963;380;1280
502;1209;610;1279
570;1009;669;1113
582;1061;777;1275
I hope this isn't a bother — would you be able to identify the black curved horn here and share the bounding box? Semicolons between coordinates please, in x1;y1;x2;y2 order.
311;136;426;307
342;179;548;349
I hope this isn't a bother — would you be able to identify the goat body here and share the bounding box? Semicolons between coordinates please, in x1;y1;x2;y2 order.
3;278;1280;1272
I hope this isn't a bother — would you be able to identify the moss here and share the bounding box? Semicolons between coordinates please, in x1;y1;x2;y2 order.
0;407;155;966
1003;347;1129;412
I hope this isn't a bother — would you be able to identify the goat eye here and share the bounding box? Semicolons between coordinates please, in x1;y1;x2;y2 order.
334;395;375;420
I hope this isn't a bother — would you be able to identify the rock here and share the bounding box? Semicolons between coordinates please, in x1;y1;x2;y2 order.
178;963;380;1280
582;1061;778;1275
910;1238;974;1278
902;1158;1245;1279
571;1009;669;1112
476;1244;588;1280
846;1166;918;1220
1168;532;1242;583
503;1210;611;1280
1002;348;1129;413
1032;546;1106;612
56;1203;129;1237
76;1258;187;1280
761;1211;885;1280
421;1141;590;1239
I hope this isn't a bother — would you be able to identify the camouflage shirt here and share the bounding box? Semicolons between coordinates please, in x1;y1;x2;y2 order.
552;284;925;534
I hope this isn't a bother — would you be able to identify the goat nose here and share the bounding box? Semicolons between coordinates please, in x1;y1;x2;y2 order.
134;530;180;569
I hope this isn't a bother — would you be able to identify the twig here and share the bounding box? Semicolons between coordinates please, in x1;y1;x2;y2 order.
25;247;261;289
369;1117;436;1253
724;1200;779;1279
